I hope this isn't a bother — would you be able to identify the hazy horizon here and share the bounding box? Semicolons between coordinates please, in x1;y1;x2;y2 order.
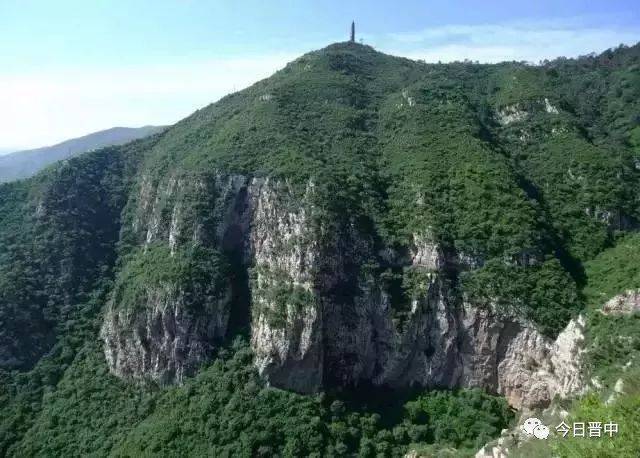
0;125;167;156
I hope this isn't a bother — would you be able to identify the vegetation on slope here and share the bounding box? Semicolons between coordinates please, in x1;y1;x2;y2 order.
0;138;154;371
0;41;639;456
581;234;640;388
112;244;230;313
495;233;640;457
3;333;512;457
126;41;640;335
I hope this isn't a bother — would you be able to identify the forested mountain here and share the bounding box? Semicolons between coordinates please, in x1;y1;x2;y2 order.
0;126;166;183
0;42;639;457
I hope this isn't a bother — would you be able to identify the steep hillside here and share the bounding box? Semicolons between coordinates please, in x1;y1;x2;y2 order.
0;126;166;183
1;42;639;456
476;234;640;457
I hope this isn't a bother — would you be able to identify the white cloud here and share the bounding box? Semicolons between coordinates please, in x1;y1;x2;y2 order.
383;20;639;63
0;54;295;150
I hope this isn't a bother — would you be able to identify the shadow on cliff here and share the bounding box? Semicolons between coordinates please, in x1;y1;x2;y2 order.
222;223;252;338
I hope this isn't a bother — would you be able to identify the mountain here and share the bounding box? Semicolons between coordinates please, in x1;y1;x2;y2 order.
1;42;639;457
0;126;166;183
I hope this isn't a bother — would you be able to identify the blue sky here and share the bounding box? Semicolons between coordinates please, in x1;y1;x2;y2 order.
1;0;639;150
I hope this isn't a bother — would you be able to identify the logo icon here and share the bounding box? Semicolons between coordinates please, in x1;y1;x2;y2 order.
522;417;549;439
533;424;550;439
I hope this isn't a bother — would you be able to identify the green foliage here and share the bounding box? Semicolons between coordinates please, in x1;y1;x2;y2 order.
462;258;581;336
510;378;640;458
250;265;317;329
1;41;640;456
629;126;640;151
583;233;640;306
119;41;639;336
403;389;513;450
551;390;640;458
585;312;640;388
580;234;640;387
0;284;113;456
402;267;435;299
510;133;637;261
518;232;640;457
112;244;229;313
2;337;512;457
0;139;150;369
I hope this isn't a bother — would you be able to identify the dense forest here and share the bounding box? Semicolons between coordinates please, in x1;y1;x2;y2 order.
1;41;639;456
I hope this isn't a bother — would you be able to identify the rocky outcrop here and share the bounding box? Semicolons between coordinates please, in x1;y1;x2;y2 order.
489;314;586;409
544;97;559;114
101;283;231;384
248;179;324;393
248;202;586;409
102;174;321;386
497;105;528;125
602;289;640;315
102;172;248;384
410;231;443;269
496;98;559;126
102;174;586;409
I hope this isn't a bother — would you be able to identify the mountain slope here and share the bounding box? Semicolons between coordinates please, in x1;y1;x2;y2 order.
0;126;166;183
1;42;639;456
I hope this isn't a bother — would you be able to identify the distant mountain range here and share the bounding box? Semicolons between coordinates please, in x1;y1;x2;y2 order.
0;126;166;182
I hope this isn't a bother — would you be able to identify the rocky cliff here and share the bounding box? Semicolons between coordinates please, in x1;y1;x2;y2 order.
101;175;586;408
101;283;231;384
6;40;639;455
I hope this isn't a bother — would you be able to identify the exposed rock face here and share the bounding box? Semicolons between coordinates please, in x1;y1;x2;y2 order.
544;97;559;114
475;444;509;458
411;231;443;269
101;283;231;384
248;179;324;393
248;197;586;409
102;174;586;408
102;172;247;384
496;105;528;125
489;314;586;409
602;289;640;315
496;98;559;126
102;174;321;386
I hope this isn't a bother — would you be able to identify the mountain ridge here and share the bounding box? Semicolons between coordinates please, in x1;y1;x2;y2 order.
0;125;166;183
1;41;639;456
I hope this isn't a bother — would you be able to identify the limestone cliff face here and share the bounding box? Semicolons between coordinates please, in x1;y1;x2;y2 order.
101;172;244;384
602;289;640;315
460;310;586;409
101;283;231;384
247;179;324;393
246;197;586;408
102;175;586;408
